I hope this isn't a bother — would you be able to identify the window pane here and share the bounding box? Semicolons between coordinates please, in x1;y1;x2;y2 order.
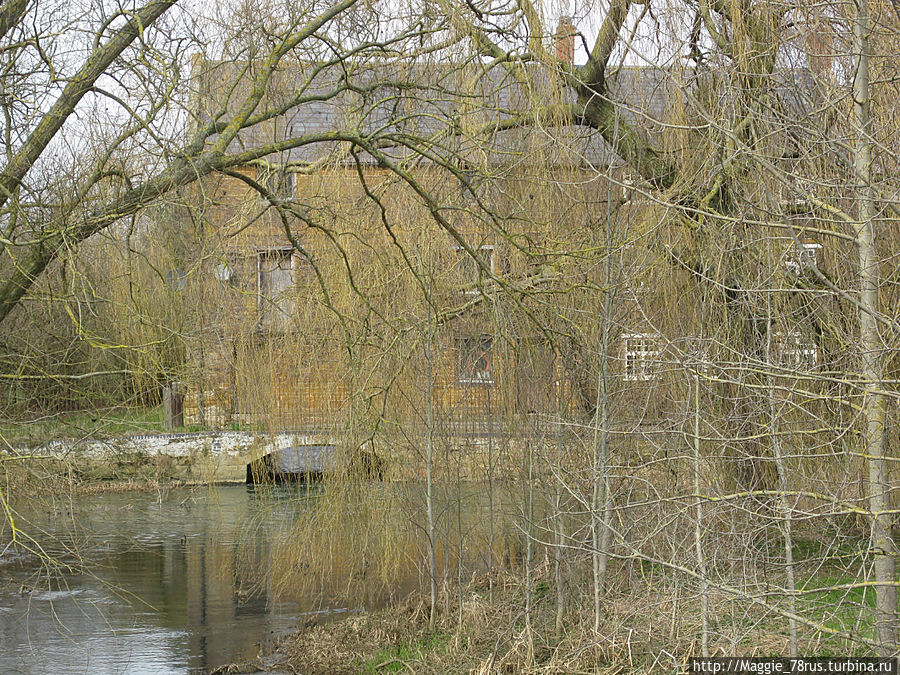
458;337;493;383
454;246;494;289
623;334;659;381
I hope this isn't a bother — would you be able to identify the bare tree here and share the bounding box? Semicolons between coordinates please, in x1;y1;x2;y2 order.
4;0;900;665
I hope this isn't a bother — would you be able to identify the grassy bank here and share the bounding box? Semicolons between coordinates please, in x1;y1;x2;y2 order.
0;406;279;446
0;406;179;445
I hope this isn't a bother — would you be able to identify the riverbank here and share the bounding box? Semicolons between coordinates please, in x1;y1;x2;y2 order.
263;554;872;674
263;571;715;674
2;453;202;496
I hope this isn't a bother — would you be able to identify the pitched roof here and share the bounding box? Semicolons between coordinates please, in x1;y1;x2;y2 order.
190;57;824;171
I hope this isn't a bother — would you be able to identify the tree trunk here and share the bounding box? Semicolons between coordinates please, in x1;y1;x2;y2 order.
693;373;710;656
854;0;897;653
554;351;566;635
591;210;615;633
425;308;438;629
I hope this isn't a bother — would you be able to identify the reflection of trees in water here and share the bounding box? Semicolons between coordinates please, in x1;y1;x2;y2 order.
232;484;314;604
1;487;298;672
88;497;277;668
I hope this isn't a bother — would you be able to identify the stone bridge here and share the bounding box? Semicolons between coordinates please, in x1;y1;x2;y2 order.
14;422;648;483
22;430;338;483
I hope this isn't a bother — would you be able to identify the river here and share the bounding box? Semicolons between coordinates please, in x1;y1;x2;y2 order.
0;485;335;674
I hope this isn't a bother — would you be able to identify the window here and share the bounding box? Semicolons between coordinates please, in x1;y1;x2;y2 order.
458;337;493;385
453;245;494;293
678;336;712;374
785;239;821;274
622;333;660;381
257;248;299;329
165;268;186;291
277;171;295;200
213;262;234;284
619;171;640;201
787;177;816;204
778;331;818;370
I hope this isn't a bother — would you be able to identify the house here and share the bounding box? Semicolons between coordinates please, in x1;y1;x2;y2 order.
172;19;841;454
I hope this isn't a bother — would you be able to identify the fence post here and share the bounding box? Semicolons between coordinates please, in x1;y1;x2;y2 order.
163;382;184;431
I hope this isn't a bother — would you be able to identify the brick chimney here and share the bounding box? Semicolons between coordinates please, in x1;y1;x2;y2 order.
805;15;832;78
554;15;575;65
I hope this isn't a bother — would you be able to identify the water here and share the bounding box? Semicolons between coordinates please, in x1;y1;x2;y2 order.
0;485;327;674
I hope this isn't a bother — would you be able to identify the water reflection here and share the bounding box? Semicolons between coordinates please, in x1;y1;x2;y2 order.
0;485;316;674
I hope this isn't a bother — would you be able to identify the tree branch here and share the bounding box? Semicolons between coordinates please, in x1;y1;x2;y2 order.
0;0;177;212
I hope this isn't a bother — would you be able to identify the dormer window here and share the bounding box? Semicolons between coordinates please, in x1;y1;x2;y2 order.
786;240;821;274
620;171;640;201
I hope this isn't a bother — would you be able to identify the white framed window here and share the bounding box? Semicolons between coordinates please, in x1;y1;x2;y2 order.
785;240;821;274
619;171;640;201
622;333;660;381
453;244;495;294
788;177;816;203
778;331;818;370
458;336;494;385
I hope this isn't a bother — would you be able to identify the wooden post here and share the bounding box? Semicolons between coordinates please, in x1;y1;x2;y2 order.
163;382;184;431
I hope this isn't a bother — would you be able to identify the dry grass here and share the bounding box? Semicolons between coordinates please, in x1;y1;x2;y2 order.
267;567;802;675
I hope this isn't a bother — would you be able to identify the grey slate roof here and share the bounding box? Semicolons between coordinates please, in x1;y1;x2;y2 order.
191;57;824;171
